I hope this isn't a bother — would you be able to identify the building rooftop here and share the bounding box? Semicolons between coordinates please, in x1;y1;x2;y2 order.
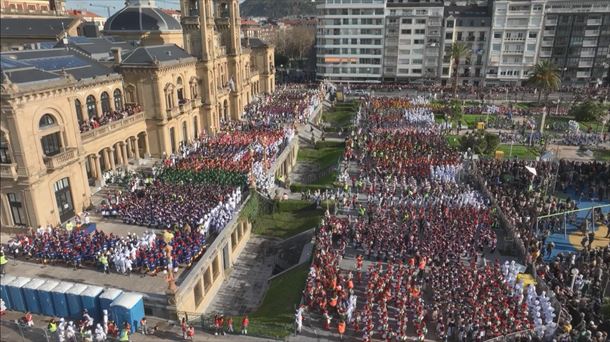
241;37;269;49
67;9;104;18
1;48;116;84
104;1;182;33
54;36;137;61
0;17;78;39
444;5;491;18
121;44;195;65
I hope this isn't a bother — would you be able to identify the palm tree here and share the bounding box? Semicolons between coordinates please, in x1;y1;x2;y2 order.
449;42;472;98
527;61;561;104
527;61;561;133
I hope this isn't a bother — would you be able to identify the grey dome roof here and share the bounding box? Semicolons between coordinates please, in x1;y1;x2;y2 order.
104;5;181;33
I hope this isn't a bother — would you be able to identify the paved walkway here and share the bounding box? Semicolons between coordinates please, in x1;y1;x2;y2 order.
204;236;277;316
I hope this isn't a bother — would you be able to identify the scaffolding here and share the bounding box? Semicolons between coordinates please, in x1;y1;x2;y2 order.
536;204;610;239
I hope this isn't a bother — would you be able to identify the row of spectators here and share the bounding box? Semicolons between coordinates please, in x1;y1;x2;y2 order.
79;104;142;133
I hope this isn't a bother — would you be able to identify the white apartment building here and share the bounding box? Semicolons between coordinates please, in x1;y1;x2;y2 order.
382;0;444;82
441;4;491;87
486;0;546;85
316;0;386;82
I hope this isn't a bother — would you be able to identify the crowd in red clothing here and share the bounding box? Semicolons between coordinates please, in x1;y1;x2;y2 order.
302;96;528;341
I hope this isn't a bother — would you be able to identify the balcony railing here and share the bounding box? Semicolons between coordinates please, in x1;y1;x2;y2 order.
44;148;78;171
0;163;18;180
587;19;602;26
584;30;600;37
81;112;145;143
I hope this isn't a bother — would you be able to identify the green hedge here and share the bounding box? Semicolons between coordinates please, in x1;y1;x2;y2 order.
289;183;335;192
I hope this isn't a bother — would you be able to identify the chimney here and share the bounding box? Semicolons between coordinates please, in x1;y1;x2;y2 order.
111;47;122;66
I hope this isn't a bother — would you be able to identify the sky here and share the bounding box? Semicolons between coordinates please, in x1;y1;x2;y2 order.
65;0;246;16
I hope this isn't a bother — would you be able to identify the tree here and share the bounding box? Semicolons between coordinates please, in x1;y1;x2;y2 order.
527;61;561;133
459;131;500;155
527;61;561;104
569;100;606;123
449;43;472;98
450;100;464;134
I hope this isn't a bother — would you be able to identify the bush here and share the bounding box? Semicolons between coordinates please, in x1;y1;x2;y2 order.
569;100;606;123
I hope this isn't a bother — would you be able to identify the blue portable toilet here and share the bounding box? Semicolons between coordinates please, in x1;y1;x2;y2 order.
110;292;144;333
7;277;31;313
99;288;122;314
66;283;87;318
22;278;45;314
80;285;104;321
37;280;60;317
51;282;74;318
0;275;17;310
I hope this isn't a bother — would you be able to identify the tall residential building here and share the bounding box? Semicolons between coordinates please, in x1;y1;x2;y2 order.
383;0;444;82
539;0;610;86
486;0;546;85
316;0;385;82
441;3;491;87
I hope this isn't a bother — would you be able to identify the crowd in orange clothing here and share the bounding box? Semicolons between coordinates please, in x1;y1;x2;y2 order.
301;95;536;341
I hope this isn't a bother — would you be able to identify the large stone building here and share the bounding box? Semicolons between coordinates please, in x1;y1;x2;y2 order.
0;0;275;228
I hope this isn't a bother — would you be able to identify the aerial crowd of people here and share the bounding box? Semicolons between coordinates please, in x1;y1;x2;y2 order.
302;94;609;341
5;84;329;279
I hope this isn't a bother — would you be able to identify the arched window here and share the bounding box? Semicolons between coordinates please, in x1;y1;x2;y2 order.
190;78;199;99
223;99;229;120
100;92;111;114
177;77;185;102
0;131;12;164
113;89;123;111
39;114;62;156
39;114;56;128
86;95;97;118
182;121;188;143
193;116;199;139
75;99;83;122
126;85;136;103
165;84;175;110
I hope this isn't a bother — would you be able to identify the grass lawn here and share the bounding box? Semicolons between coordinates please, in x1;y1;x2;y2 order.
297;141;345;170
542;116;604;132
462;114;486;128
233;263;309;338
322;101;358;129
252;200;323;239
495;144;540;160
594;149;610;161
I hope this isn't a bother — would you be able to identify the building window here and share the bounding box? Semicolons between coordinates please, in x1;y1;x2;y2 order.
0;132;11;164
193;117;199;139
182;121;188;143
169;127;176;153
529;32;537;39
177;77;185;103
7;193;26;226
39;114;56;128
165;85;175;110
86;95;97;118
75;100;83;122
113;89;123;111
54;178;74;223
41;132;62;156
190;79;199;99
494;32;502;39
100;92;111;114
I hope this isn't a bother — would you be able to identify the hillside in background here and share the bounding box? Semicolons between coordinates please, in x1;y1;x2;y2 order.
240;0;316;18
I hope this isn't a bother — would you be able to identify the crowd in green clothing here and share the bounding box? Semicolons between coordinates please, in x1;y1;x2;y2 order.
159;167;248;188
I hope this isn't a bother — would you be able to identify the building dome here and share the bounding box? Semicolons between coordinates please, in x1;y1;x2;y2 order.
104;0;181;33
